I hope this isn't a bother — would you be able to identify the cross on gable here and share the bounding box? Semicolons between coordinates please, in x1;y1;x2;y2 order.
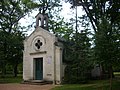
35;40;43;49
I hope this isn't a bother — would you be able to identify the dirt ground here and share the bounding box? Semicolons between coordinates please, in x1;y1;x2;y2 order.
0;84;54;90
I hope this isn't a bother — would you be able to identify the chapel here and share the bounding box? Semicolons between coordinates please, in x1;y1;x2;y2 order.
23;11;64;84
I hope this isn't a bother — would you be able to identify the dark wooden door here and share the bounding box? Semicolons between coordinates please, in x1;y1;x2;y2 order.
35;58;43;80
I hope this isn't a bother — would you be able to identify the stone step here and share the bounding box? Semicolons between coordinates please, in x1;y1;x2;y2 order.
21;80;53;85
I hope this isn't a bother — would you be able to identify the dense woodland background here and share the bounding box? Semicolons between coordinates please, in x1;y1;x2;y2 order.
0;0;120;89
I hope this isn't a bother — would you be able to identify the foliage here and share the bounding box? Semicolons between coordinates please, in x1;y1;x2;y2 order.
49;17;73;39
63;28;92;83
65;0;120;64
54;7;93;83
66;0;120;89
94;18;120;67
0;0;39;32
26;0;62;31
0;0;39;77
65;0;120;32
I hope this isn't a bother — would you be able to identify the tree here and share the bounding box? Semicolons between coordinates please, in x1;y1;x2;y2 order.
0;0;39;77
0;0;39;32
7;29;25;77
65;0;120;32
0;31;7;76
64;30;92;83
49;17;73;38
66;0;120;89
94;18;120;89
63;14;92;83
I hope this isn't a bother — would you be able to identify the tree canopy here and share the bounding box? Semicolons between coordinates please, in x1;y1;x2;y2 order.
65;0;120;88
0;0;39;77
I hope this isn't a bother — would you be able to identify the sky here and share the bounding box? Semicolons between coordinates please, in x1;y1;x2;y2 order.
19;1;84;35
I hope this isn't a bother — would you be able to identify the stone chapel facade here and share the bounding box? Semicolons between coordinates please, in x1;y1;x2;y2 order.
23;13;64;84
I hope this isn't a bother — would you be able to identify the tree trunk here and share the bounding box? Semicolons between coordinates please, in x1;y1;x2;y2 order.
13;64;18;77
110;66;113;90
99;64;103;80
1;61;6;78
1;67;6;78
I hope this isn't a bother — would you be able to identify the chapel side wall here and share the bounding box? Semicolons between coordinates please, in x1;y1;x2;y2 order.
55;46;63;84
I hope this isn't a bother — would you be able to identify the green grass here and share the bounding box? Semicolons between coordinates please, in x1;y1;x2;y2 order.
52;80;120;90
52;72;120;90
52;84;96;90
0;74;22;83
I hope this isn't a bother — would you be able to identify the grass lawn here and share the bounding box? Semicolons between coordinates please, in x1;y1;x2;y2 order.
0;74;22;83
52;72;120;90
52;80;120;90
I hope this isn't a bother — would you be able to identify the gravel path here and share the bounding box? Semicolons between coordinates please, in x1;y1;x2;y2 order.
0;84;54;90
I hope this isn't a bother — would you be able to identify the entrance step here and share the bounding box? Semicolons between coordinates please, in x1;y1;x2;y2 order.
21;80;53;85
